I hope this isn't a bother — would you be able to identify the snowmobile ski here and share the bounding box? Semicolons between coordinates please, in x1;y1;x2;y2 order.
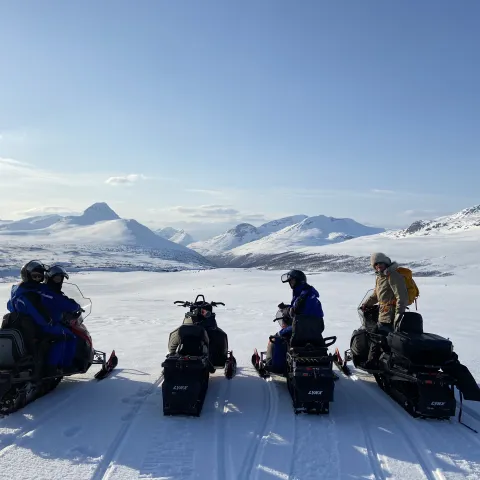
334;347;352;376
94;350;118;380
224;350;237;379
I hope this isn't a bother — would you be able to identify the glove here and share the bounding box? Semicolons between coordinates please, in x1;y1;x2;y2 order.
278;302;287;309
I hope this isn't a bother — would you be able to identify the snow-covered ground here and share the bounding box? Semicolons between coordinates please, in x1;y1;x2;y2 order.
0;268;479;479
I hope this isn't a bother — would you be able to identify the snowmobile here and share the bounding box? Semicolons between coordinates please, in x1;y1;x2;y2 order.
252;308;338;414
0;282;118;415
161;294;236;416
337;290;480;431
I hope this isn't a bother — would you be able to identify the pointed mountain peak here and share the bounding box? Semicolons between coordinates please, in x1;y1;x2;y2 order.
66;202;120;226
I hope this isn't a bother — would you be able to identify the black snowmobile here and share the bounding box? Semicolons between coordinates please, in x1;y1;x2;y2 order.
252;308;338;414
0;283;118;415
161;294;236;416
337;290;480;431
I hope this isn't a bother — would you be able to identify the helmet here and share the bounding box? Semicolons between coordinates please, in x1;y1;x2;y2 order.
45;265;69;291
20;260;47;283
281;269;306;284
45;265;70;281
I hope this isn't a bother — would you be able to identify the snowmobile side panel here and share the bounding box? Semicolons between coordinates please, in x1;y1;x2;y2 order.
350;327;370;365
0;329;27;367
207;327;228;367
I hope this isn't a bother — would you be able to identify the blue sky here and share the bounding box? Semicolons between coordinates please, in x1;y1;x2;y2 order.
0;0;479;239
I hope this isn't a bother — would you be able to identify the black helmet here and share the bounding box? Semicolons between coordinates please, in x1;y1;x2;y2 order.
281;269;306;284
45;265;69;291
20;260;47;283
45;265;70;281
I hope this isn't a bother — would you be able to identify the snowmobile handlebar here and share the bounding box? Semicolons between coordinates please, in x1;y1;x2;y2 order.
173;300;225;307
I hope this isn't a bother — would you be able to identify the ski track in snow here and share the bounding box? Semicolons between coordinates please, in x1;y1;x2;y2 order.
0;380;79;458
349;370;480;480
350;371;447;480
91;373;164;480
241;376;281;480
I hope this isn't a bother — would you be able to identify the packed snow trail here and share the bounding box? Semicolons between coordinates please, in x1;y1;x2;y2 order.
1;270;480;479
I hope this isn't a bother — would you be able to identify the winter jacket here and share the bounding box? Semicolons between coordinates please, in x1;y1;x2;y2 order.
7;282;79;368
42;286;82;324
7;282;76;335
279;284;324;336
364;261;408;324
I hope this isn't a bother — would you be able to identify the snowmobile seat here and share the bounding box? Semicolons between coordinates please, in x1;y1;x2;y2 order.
168;324;209;357
290;314;325;349
395;312;424;334
387;331;453;366
0;328;28;367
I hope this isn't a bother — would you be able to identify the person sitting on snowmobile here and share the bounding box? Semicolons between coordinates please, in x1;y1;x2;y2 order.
43;265;83;370
6;261;78;376
265;270;324;372
277;269;325;337
360;252;409;369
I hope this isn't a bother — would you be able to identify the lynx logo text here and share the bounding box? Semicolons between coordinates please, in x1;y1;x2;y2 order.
173;386;188;390
308;391;323;395
431;401;446;406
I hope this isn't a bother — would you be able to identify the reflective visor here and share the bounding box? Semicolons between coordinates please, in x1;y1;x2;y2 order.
48;265;69;279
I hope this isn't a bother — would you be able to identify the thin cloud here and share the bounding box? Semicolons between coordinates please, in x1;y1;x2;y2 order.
149;204;268;224
15;206;81;217
105;174;147;186
371;189;395;195
184;188;224;196
401;209;437;218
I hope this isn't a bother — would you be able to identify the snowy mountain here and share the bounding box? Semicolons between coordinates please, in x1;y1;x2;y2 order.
169;229;194;246
211;205;480;277
63;202;120;226
187;223;261;256
0;203;213;276
256;214;308;236
387;205;480;237
155;227;195;246
155;226;179;239
0;268;479;479
0;214;63;231
228;215;384;255
188;215;311;256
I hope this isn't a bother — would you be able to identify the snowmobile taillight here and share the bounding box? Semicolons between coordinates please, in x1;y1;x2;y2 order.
425;380;433;384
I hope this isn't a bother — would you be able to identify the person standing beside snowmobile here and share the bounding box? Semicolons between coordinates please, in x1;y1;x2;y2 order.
361;252;409;368
6;261;77;376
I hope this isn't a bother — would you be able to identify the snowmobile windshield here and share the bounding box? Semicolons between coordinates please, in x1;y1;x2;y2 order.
62;282;92;320
274;308;291;328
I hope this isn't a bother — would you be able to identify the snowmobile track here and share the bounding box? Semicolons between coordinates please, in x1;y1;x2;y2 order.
350;372;447;480
90;374;164;480
360;414;388;480
238;375;279;480
0;379;86;458
215;378;233;480
459;403;480;424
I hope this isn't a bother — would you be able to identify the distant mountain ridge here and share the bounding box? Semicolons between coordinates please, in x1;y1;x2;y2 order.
0;202;212;270
187;214;384;256
386;205;480;237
